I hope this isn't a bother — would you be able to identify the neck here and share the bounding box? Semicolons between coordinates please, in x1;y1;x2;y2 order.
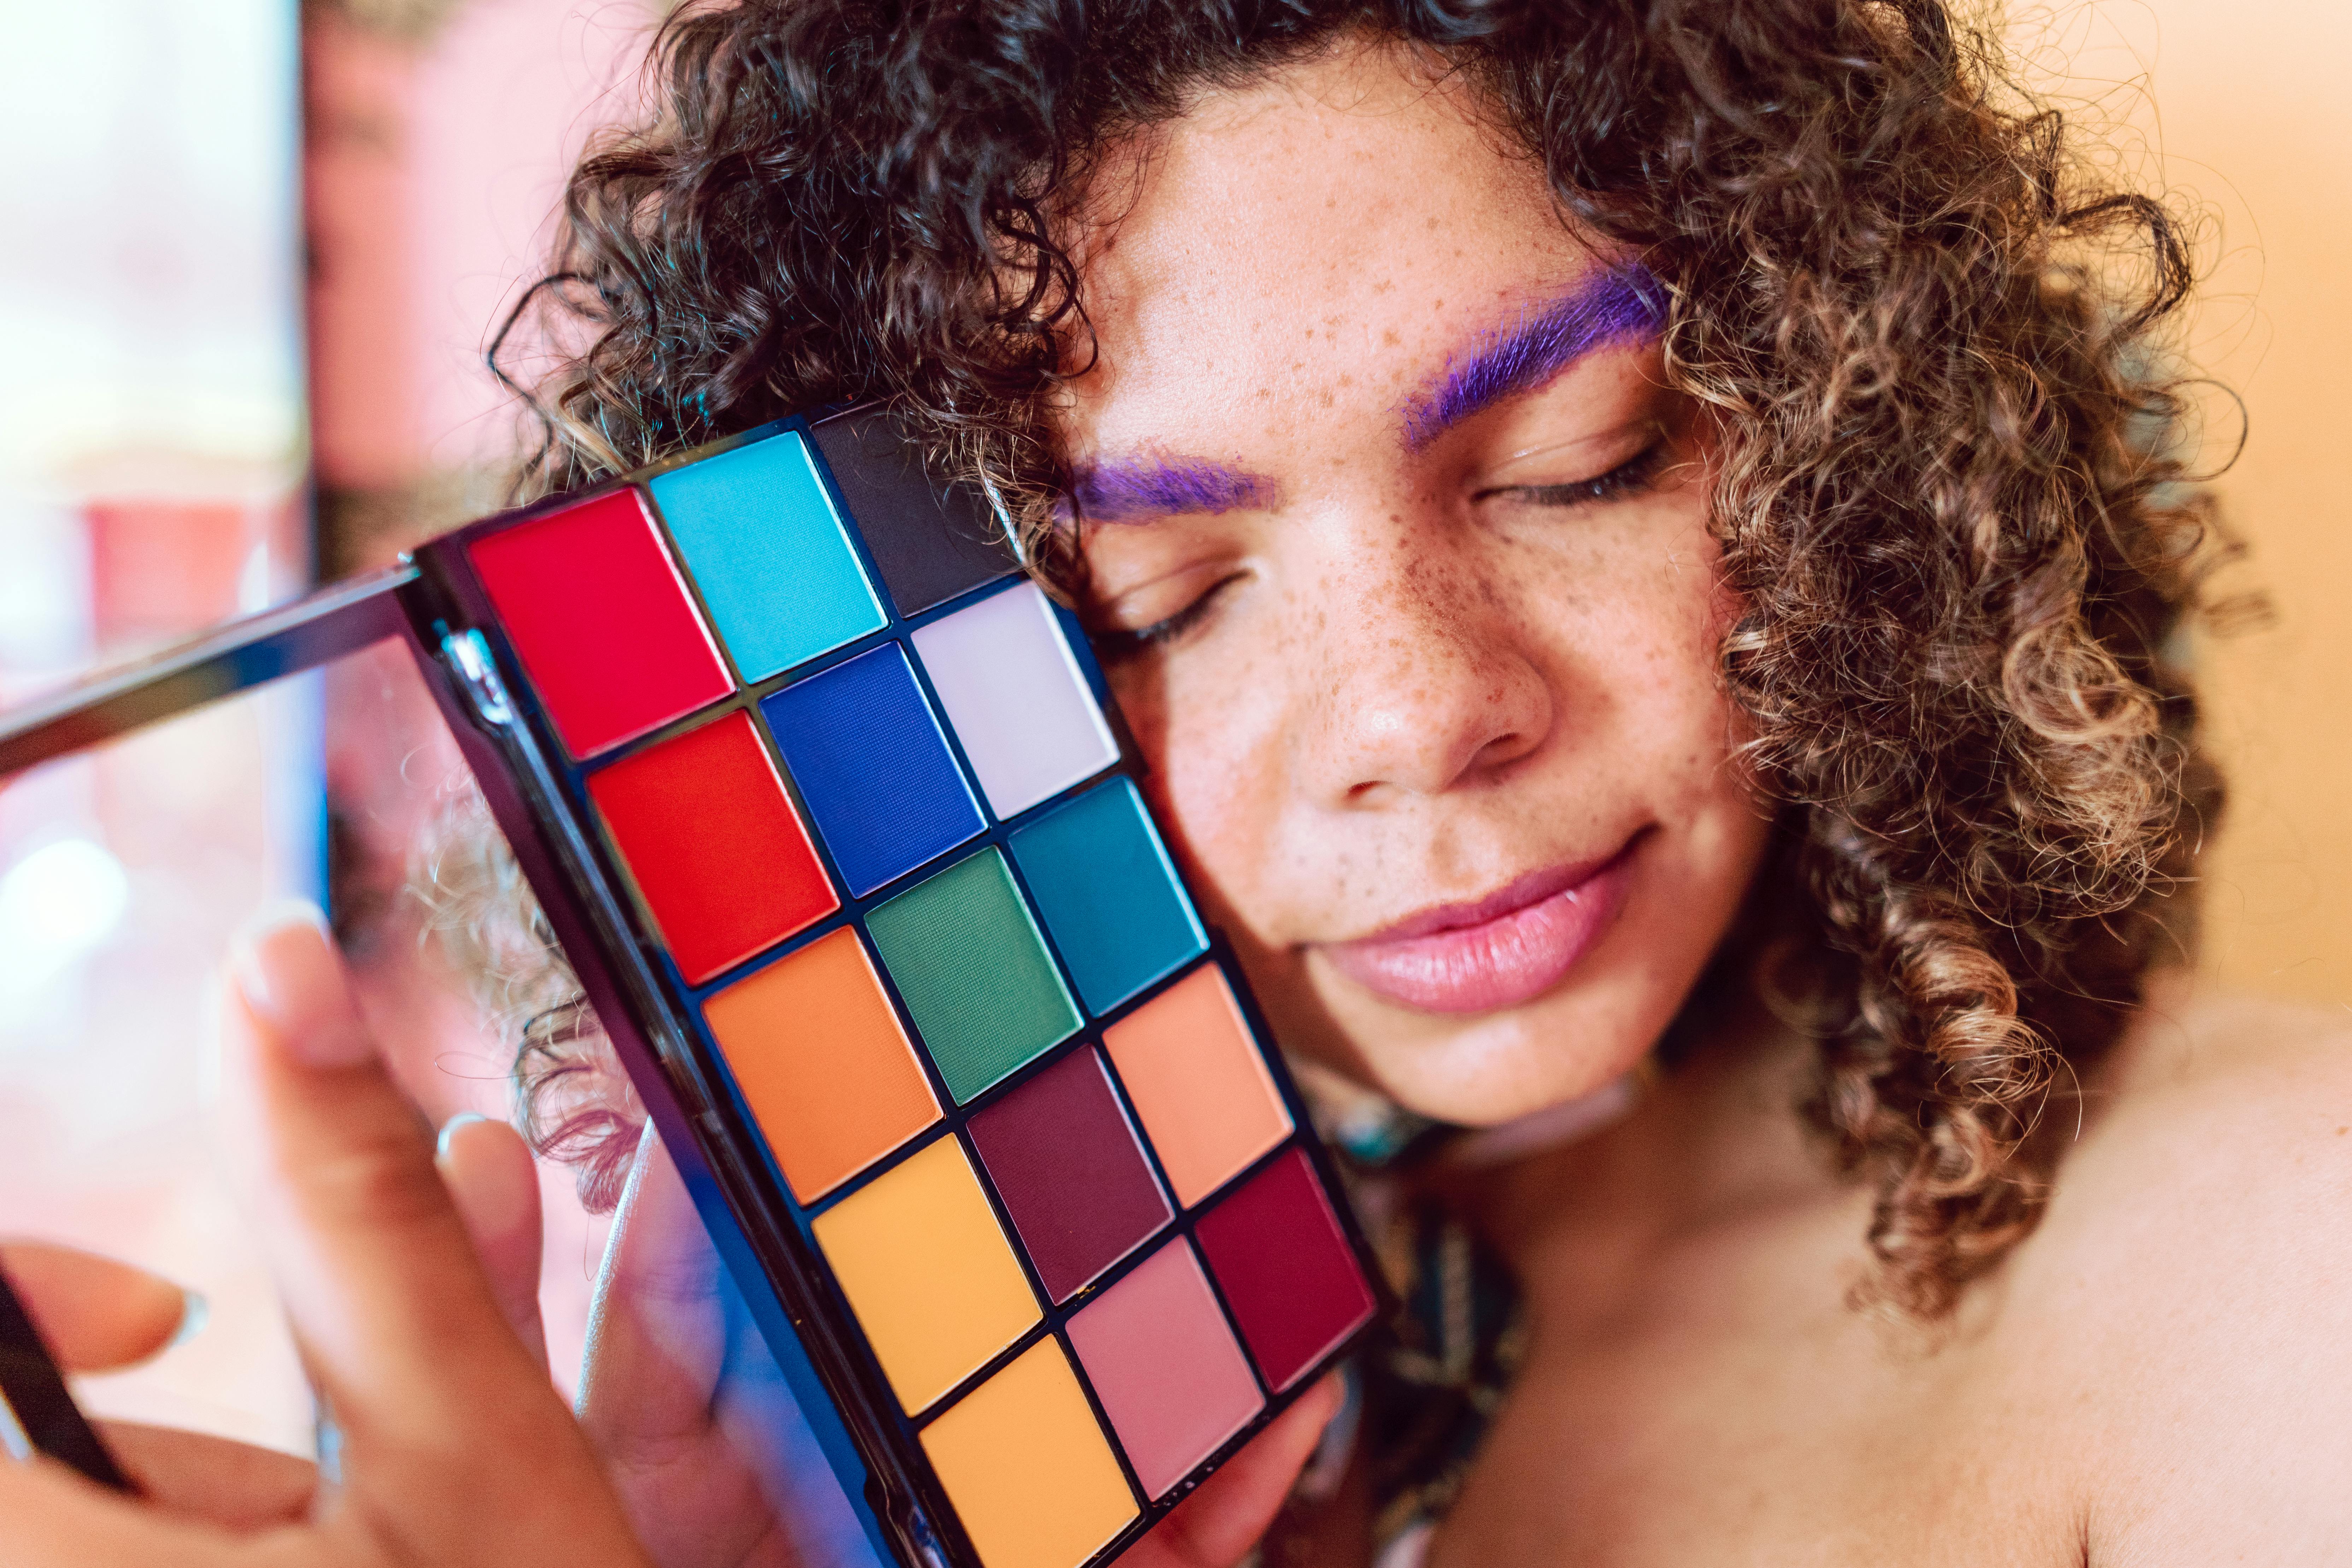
1460;985;1843;1290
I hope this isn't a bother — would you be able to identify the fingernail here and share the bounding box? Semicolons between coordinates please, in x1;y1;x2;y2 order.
436;1111;488;1161
168;1290;210;1350
231;900;375;1069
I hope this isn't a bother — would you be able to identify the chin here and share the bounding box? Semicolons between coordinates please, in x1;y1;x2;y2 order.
1330;952;1682;1127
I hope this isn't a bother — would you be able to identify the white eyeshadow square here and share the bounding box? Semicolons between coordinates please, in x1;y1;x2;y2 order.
911;581;1119;820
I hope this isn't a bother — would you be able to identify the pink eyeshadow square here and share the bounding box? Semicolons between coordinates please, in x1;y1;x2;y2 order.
1065;1239;1264;1499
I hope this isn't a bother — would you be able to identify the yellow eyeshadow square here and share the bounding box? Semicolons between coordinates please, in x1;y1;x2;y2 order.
811;1136;1040;1413
921;1339;1138;1568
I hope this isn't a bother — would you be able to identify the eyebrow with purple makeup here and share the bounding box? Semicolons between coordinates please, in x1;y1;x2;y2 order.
1399;263;1668;450
1070;455;1278;523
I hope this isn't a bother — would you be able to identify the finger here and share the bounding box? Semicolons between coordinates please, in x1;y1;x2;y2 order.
1129;1373;1346;1568
0;1244;194;1374
0;1454;242;1567
435;1114;550;1371
213;902;645;1564
95;1421;316;1529
213;903;544;1432
578;1122;726;1466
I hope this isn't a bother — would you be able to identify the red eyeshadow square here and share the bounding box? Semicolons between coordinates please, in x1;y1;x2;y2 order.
467;488;733;758
1192;1147;1374;1392
587;711;838;982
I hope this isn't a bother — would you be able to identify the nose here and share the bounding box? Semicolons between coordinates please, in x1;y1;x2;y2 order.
1301;533;1554;807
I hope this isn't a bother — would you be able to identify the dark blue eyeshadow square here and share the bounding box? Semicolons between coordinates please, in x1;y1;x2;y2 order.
759;644;984;897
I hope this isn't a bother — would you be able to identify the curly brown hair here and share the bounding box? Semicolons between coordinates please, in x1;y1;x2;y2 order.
478;0;2228;1317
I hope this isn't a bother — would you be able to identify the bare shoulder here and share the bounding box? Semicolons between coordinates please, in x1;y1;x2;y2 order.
2059;980;2352;1245
2010;979;2352;1561
2026;976;2352;1357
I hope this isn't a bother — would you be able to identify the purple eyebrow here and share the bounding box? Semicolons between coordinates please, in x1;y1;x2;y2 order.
1070;455;1277;523
1400;263;1668;450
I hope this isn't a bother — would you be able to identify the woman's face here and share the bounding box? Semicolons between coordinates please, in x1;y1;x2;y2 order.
1059;45;1771;1126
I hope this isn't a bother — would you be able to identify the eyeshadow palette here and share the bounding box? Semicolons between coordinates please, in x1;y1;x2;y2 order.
0;406;1384;1567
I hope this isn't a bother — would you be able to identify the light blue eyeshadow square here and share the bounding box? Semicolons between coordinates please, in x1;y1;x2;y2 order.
649;431;887;681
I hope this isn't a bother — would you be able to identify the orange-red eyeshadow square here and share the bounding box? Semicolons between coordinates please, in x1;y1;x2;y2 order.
588;711;838;982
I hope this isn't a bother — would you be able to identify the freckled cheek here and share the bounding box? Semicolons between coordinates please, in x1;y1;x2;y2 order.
1117;658;1302;945
1641;621;1761;836
1568;560;1749;810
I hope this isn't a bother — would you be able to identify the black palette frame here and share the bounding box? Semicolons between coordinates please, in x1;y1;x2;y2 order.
395;406;1388;1568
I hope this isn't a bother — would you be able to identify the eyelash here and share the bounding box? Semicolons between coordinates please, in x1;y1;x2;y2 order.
1093;571;1249;659
1475;440;1665;508
1094;442;1666;659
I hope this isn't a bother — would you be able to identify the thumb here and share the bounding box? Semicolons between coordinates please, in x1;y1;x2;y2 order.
579;1122;728;1460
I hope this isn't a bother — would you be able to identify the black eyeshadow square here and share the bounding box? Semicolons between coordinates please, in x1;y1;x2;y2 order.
809;407;1020;617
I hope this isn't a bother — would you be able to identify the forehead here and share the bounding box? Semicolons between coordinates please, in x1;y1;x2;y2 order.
1066;44;1596;450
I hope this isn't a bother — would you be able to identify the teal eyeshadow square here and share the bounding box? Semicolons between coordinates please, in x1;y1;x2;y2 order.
647;431;887;682
1007;777;1208;1016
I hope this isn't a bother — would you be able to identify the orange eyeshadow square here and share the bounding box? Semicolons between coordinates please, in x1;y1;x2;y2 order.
703;928;942;1202
1101;964;1292;1209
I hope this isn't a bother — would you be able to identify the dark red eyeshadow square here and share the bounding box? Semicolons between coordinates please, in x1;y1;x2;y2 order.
467;488;733;758
966;1047;1171;1303
587;711;838;983
1192;1146;1374;1391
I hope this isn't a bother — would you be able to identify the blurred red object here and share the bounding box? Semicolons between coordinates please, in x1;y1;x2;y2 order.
83;493;303;646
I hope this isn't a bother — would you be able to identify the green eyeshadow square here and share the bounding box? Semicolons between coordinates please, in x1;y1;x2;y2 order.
866;848;1081;1103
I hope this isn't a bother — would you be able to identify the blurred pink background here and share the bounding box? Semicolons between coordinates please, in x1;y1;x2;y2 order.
0;0;664;1454
2;0;2350;1466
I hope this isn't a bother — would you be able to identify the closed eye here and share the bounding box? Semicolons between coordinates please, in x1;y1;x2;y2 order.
1090;570;1249;659
1091;445;1666;658
1473;442;1664;508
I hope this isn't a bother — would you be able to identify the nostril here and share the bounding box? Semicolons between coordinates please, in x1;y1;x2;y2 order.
1468;721;1541;776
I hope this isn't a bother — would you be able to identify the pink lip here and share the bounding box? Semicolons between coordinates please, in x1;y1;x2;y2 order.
1318;840;1640;1015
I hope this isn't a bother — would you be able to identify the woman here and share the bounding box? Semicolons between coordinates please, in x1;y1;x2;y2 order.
8;0;2351;1562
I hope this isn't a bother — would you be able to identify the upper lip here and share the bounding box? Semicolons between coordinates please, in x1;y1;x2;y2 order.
1335;842;1635;947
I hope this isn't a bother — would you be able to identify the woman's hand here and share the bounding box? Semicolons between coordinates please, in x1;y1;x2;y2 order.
579;1131;1344;1568
577;1127;806;1568
2;1108;558;1531
0;1239;319;1528
0;905;652;1567
1;901;1339;1568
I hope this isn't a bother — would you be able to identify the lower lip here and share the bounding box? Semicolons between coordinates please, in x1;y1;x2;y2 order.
1319;850;1636;1016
